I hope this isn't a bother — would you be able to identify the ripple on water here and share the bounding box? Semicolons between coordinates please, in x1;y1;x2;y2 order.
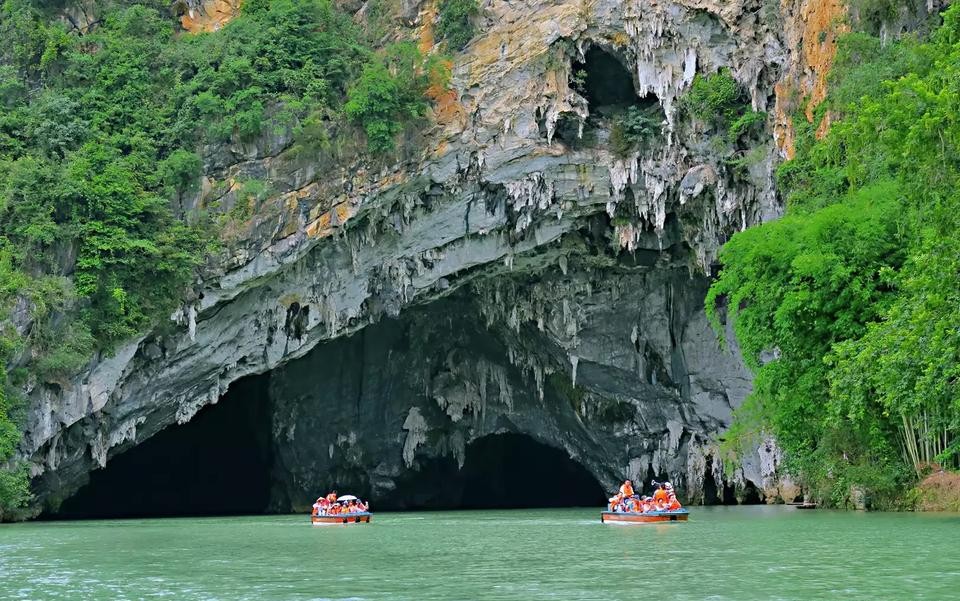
2;507;959;601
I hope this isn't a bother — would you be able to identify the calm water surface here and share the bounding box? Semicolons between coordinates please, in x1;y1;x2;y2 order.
1;506;958;600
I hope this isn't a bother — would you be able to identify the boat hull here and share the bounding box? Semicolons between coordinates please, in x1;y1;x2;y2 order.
311;512;372;525
601;510;689;524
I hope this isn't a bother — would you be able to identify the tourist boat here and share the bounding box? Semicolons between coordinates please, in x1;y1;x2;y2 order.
600;509;690;524
311;512;372;526
310;494;371;525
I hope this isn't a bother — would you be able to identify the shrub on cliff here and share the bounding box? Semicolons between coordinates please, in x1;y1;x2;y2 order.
437;0;479;51
345;43;449;153
683;68;765;144
609;105;661;156
684;69;743;123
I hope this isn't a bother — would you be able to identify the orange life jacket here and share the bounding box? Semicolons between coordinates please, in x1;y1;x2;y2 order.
619;483;634;497
326;493;337;503
631;498;642;512
653;489;668;503
667;498;682;511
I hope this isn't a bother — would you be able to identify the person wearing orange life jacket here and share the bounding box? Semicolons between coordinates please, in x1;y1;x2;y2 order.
619;479;635;498
652;481;669;505
630;496;643;513
326;490;338;503
662;481;682;511
608;493;623;512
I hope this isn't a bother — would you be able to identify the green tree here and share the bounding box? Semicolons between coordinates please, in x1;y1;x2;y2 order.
437;0;479;51
708;5;960;505
345;43;440;153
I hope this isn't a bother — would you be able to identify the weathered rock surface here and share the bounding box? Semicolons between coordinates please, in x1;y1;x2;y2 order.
18;0;810;515
268;243;755;509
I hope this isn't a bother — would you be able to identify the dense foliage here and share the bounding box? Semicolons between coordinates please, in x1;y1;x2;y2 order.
0;0;443;516
683;68;765;141
708;7;960;506
345;42;444;153
609;105;662;157
436;0;479;51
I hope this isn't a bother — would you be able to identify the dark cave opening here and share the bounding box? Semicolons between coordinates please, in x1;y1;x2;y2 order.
49;374;273;519
461;434;607;508
740;481;763;505
572;47;638;111
387;434;607;510
702;458;738;505
568;46;662;149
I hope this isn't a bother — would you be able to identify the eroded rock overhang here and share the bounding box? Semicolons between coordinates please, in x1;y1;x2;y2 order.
20;0;794;515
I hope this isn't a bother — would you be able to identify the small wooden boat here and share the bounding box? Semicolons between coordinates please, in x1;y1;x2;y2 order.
311;512;372;525
788;502;818;510
601;509;689;524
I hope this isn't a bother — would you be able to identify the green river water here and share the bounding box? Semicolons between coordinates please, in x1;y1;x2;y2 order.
1;506;958;601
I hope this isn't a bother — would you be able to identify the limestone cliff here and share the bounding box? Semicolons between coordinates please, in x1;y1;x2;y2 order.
18;0;816;515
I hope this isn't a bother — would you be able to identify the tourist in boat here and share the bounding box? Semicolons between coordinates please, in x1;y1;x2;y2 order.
326;490;338;503
608;493;621;511
619;479;635;498
640;496;653;512
666;493;682;511
312;497;323;516
630;495;643;513
652;481;669;505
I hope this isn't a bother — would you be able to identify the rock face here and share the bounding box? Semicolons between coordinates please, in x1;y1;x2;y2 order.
18;0;808;516
268;250;753;509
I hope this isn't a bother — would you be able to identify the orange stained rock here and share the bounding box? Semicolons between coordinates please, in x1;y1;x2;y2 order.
801;0;848;123
306;201;357;239
774;0;849;157
419;1;437;54
773;82;798;160
179;0;242;33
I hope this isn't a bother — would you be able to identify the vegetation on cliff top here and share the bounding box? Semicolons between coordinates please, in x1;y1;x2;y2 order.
708;6;960;507
0;0;444;516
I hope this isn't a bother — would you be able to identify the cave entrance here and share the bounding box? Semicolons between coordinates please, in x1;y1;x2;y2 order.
48;374;273;519
702;457;738;505
567;46;662;151
460;434;606;509
572;48;637;112
384;433;606;510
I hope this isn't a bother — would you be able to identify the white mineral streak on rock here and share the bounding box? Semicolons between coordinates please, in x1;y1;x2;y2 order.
90;431;107;468
686;442;707;496
401;407;428;468
450;430;466;468
570;354;579;387
88;339;141;415
667;420;684;452
188;303;197;341
108;417;144;450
